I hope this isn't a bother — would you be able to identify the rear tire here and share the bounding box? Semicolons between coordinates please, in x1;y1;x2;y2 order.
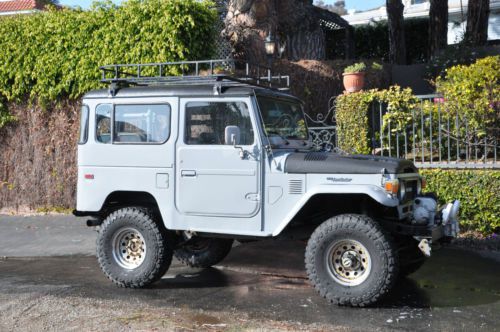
174;237;233;268
97;207;173;288
305;214;398;307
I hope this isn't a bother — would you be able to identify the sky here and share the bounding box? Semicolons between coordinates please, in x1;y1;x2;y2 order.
344;0;385;11
58;0;386;11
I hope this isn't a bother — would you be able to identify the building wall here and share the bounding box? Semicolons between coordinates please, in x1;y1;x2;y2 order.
343;0;500;44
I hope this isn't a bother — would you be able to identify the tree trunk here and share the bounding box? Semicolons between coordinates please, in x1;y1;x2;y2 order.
223;0;326;64
464;0;490;46
386;0;406;65
429;0;448;58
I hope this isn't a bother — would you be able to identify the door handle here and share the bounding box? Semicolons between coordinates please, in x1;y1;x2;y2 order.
181;170;197;177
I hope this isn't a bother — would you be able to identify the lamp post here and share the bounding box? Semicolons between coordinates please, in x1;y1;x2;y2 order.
264;32;276;69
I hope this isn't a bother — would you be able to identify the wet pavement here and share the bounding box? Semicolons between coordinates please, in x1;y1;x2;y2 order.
0;215;499;331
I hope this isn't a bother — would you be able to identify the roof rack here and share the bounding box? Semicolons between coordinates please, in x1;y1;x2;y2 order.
100;59;290;94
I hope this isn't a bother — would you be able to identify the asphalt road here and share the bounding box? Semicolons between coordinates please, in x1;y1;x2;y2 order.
0;215;499;331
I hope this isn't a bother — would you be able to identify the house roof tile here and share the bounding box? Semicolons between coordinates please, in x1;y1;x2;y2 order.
0;0;43;13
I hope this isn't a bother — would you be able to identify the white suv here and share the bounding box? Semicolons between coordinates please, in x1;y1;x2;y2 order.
74;60;460;306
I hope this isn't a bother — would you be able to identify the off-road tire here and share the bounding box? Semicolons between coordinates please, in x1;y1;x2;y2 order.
97;207;173;288
305;214;398;307
174;237;233;268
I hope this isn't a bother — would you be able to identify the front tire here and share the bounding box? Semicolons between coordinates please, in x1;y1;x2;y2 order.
305;214;398;307
174;237;233;268
97;207;173;288
398;240;426;277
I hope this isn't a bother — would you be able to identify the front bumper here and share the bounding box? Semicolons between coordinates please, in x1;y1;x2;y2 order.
383;198;460;256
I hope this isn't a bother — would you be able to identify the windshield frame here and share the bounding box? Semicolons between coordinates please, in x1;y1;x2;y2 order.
255;94;309;148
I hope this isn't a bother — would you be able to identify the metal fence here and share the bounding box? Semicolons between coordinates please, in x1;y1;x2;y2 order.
307;94;499;169
307;97;337;152
371;94;499;168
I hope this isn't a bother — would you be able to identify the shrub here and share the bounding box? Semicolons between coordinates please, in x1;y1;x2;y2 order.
436;56;500;135
335;90;375;154
421;169;500;234
327;19;429;63
425;45;495;79
335;86;417;154
343;62;366;74
0;0;218;127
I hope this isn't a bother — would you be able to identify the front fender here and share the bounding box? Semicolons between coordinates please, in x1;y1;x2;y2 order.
271;184;398;236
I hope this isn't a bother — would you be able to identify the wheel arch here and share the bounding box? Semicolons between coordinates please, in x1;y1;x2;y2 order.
272;189;399;237
99;191;163;221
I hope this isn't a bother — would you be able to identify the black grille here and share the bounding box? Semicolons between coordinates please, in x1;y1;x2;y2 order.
401;180;418;202
304;152;328;161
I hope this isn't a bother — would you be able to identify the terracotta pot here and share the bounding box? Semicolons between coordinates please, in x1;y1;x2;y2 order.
343;72;365;93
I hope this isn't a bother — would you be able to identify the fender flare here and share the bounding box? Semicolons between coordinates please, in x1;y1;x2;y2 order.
271;184;398;236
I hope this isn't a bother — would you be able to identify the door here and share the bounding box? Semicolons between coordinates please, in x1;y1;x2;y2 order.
175;98;261;217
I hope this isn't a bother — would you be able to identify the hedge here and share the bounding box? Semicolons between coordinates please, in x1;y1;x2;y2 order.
0;0;217;127
335;86;417;155
326;18;429;63
421;169;500;234
335;91;373;154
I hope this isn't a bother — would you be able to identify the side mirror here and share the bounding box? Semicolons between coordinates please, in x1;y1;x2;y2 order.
225;125;240;145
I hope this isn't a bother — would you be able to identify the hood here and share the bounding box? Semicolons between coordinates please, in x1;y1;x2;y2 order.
284;152;418;175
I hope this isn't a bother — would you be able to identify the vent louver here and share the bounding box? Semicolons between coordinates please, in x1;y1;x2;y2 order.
289;179;304;194
304;152;328;161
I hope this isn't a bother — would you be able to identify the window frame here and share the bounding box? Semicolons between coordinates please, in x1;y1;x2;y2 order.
94;103;113;144
94;103;172;145
256;95;309;142
183;100;255;146
78;104;90;145
112;103;172;145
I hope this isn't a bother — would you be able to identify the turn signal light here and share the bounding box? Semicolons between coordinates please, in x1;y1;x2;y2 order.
384;179;399;195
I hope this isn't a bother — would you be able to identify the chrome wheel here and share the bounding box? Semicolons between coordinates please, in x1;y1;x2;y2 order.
326;239;371;286
112;227;147;269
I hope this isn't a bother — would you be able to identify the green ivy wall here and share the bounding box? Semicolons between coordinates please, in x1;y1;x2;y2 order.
0;0;217;126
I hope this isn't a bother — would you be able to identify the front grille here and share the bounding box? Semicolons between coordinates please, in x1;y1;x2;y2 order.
401;179;418;202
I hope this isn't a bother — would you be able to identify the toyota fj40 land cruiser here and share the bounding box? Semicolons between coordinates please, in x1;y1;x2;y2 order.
74;60;460;306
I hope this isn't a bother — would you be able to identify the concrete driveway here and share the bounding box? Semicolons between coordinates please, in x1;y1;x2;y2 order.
0;215;499;331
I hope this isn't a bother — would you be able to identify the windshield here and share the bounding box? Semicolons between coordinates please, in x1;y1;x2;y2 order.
257;96;308;141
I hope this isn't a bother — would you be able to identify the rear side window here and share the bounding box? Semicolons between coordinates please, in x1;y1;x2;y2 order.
114;104;171;144
184;101;254;145
78;105;89;144
96;104;112;144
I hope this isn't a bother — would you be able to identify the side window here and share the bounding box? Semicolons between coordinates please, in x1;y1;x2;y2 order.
96;104;112;144
78;105;89;144
114;104;171;144
185;101;254;145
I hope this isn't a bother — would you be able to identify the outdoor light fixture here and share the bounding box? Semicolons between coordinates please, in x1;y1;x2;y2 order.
264;32;276;70
264;33;276;56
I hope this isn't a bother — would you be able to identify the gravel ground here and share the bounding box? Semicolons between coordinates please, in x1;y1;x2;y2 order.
1;214;499;331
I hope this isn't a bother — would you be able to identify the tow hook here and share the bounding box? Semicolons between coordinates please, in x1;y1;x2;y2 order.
418;239;431;257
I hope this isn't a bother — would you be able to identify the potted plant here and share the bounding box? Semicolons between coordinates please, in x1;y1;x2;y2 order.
343;62;366;93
